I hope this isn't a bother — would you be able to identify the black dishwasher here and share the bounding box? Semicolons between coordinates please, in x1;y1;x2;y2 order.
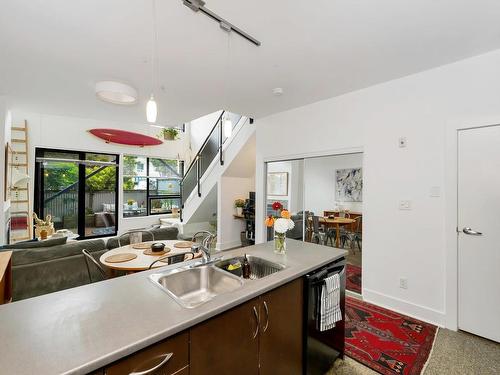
303;257;346;375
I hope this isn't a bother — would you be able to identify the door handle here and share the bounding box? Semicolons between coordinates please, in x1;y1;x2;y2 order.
129;352;173;375
252;306;260;339
262;301;269;333
463;227;483;236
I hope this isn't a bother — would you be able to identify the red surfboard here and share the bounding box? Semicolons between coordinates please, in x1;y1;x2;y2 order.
88;128;163;147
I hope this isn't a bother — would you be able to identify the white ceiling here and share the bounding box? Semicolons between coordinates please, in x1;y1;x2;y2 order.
2;0;500;125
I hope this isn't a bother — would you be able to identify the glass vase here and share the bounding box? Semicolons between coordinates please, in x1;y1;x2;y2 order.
274;232;287;254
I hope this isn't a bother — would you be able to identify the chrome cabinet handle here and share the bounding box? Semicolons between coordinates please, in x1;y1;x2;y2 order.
463;227;483;236
252;306;260;339
129;353;173;375
262;301;269;333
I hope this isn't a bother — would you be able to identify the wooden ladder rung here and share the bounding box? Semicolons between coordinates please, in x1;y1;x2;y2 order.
12;187;28;191
11;211;29;215
11;127;27;132
11;163;28;167
11;236;30;241
12;200;29;203
11;139;26;143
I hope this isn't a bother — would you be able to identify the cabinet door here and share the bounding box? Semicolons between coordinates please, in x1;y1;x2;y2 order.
105;331;189;375
259;279;303;375
190;298;260;375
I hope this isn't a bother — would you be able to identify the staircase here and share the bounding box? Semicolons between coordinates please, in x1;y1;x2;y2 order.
180;111;256;249
9;120;32;243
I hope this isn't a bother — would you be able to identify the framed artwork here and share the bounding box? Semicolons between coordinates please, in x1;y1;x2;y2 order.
267;172;289;196
4;142;12;201
335;168;363;202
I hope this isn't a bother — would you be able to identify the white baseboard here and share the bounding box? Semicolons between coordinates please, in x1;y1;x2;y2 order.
216;240;242;251
363;288;446;327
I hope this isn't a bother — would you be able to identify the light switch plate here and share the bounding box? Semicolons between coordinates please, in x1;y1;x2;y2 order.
399;200;412;210
430;186;441;197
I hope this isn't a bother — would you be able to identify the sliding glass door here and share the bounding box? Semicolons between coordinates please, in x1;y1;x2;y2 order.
34;149;119;240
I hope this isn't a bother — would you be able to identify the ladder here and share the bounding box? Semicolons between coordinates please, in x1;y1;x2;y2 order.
10;120;32;243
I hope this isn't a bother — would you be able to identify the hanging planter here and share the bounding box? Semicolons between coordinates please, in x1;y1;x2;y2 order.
159;127;179;141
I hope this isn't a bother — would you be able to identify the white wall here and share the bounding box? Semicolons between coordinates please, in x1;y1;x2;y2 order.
10;111;189;236
0;97;11;244
217;176;254;250
304;154;363;215
256;49;500;327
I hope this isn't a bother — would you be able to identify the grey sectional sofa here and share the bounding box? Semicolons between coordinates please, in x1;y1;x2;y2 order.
0;226;179;301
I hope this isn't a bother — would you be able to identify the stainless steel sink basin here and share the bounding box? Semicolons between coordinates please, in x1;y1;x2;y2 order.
150;265;243;308
215;255;285;280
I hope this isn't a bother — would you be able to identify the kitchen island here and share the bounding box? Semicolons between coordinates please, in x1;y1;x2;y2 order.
0;240;347;375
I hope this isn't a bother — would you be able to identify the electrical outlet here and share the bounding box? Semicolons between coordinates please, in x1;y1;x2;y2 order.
398;137;407;148
429;186;441;197
399;200;412;210
400;278;408;289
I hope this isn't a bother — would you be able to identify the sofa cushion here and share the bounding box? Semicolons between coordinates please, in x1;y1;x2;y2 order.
106;227;179;249
1;236;67;249
9;239;106;266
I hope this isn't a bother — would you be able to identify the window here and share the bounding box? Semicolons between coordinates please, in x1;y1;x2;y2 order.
123;156;183;217
34;149;119;240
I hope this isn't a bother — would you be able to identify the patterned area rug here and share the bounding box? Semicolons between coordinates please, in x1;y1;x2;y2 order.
346;264;362;294
345;297;438;375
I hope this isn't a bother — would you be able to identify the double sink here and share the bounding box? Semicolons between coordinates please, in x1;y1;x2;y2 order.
149;255;285;309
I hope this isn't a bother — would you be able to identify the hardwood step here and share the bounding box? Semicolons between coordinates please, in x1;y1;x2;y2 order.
11;139;27;143
11;163;28;167
11;127;27;132
12;200;29;204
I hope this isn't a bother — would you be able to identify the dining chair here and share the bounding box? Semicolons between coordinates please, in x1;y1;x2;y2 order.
310;216;326;245
341;216;362;252
82;249;108;283
118;229;155;247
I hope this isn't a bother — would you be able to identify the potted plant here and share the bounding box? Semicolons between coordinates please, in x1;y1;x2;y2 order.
234;198;245;216
159;127;179;141
127;199;135;206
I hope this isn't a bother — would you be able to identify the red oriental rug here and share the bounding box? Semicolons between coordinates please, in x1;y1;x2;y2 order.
345;297;438;375
346;264;362;294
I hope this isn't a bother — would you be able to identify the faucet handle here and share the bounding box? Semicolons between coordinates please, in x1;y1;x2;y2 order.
191;243;201;253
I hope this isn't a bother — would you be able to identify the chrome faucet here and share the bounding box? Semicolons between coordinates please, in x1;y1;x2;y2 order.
191;231;216;263
191;243;211;263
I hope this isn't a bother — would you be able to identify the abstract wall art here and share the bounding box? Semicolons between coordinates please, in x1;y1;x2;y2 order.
335;168;363;202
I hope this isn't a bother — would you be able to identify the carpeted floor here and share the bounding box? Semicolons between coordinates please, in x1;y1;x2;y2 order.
327;329;500;375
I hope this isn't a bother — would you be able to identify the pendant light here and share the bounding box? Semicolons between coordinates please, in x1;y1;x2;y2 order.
223;30;233;138
147;0;159;123
146;94;157;123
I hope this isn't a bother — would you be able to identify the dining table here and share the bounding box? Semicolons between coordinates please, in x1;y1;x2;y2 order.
99;240;197;273
308;216;356;247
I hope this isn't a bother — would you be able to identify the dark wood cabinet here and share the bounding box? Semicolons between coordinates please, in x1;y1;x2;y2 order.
190;297;260;375
190;279;303;375
105;331;189;375
259;278;303;375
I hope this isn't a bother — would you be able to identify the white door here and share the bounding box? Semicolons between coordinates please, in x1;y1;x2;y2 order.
458;125;500;343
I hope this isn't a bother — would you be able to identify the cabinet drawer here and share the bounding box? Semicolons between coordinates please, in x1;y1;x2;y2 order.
105;332;189;375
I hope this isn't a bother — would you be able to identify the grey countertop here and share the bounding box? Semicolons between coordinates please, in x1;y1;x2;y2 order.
0;240;347;375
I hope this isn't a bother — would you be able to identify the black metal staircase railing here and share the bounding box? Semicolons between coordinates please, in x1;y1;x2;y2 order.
180;111;243;221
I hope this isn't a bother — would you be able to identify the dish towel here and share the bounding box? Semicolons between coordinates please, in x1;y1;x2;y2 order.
319;273;342;331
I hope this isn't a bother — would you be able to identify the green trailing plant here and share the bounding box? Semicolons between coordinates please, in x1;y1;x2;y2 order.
159;127;179;140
